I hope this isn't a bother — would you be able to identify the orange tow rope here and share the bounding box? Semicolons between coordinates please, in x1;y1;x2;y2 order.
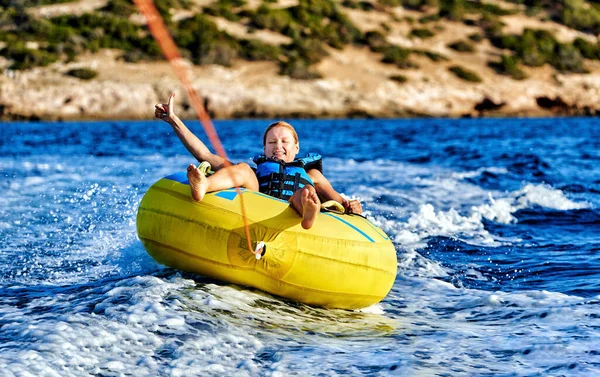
133;0;258;256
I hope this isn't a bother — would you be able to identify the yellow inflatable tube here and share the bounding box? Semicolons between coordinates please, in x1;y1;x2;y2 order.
136;172;397;309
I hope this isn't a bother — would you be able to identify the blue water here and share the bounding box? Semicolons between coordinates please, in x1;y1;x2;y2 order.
1;117;599;376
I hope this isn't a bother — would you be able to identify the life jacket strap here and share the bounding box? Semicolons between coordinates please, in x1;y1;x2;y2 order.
258;173;313;200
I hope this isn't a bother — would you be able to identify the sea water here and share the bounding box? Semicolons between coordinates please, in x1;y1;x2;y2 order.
1;117;599;376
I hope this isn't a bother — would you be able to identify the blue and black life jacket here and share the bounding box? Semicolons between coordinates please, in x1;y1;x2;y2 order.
253;153;323;200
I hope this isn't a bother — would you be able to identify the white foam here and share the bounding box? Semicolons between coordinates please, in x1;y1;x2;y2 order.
356;303;385;314
515;183;590;211
474;183;589;225
399;203;499;247
397;248;449;277
377;181;590;251
0;275;271;377
473;193;517;224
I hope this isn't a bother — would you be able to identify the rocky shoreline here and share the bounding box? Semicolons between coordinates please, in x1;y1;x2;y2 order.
3;49;600;121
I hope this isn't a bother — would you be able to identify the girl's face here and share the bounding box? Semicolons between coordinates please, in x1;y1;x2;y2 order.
264;126;299;163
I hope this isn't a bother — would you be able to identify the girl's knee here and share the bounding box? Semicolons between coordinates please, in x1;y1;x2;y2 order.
235;163;259;189
233;162;253;177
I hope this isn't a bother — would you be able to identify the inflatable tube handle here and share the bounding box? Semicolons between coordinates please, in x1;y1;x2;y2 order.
321;200;345;214
198;161;212;176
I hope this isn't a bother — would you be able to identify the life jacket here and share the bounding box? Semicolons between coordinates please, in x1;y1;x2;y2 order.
253;153;323;200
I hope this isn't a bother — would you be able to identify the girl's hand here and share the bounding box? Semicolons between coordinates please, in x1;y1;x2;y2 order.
154;93;175;122
344;199;362;215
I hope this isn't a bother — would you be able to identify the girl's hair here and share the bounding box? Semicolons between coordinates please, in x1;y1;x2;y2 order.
262;121;298;146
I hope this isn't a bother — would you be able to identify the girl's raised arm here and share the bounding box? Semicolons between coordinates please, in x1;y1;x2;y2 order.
155;94;229;170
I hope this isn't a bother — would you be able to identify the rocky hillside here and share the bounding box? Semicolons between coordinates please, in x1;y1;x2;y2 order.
3;0;600;120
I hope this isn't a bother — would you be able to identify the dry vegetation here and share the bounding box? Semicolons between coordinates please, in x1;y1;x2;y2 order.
2;0;600;119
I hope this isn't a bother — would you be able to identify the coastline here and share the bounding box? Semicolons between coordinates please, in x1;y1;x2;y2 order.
3;49;600;121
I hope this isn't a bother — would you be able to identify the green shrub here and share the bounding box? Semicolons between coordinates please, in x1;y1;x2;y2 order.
410;28;435;38
520;44;547;67
489;33;518;51
343;0;375;10
412;49;448;61
289;0;337;21
251;0;362;50
524;29;556;57
363;30;390;52
0;1;211;69
558;0;600;34
448;40;474;52
381;46;418;68
488;54;527;80
574;37;600;60
341;0;359;8
120;37;163;62
300;0;362;45
378;0;402;7
251;5;294;33
4;42;59;70
65;67;98;80
358;1;376;11
489;28;590;73
390;74;408;83
100;0;137;17
439;0;465;21
239;39;281;61
203;0;247;21
203;6;239;21
448;65;482;82
227;0;247;6
283;38;328;65
400;0;438;9
419;14;440;23
490;28;553;67
402;0;428;9
468;32;484;42
153;0;194;18
175;14;239;66
478;12;504;37
382;46;410;63
279;58;321;79
525;6;543;17
49;13;149;52
552;43;587;73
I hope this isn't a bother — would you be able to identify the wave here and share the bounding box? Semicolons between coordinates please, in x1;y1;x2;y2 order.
393;182;589;248
350;158;593;250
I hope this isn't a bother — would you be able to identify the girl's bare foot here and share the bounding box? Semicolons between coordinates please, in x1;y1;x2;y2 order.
187;164;208;201
301;187;320;229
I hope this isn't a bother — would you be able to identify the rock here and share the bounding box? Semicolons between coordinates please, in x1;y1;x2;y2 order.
474;97;506;113
2;50;600;120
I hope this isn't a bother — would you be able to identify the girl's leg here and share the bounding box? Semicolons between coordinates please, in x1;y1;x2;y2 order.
289;185;320;230
187;162;258;201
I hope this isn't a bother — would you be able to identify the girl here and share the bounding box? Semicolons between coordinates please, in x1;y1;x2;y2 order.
155;94;362;229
